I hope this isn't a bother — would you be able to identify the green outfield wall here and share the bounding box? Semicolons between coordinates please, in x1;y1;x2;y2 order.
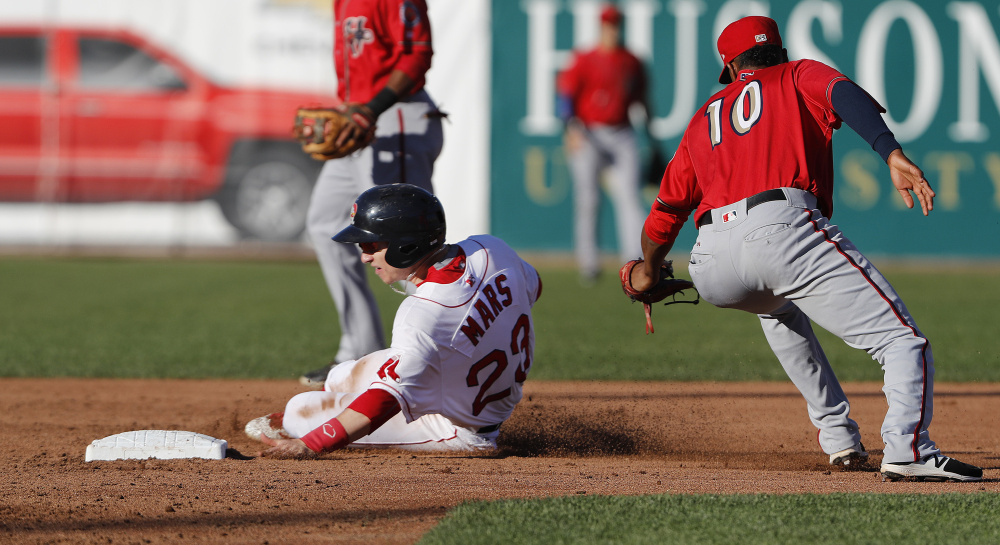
491;0;1000;257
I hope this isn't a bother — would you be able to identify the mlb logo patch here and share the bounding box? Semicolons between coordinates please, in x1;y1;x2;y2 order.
722;210;739;223
755;33;768;43
350;203;357;219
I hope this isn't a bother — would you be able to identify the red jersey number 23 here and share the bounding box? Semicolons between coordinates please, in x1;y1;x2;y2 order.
465;314;532;416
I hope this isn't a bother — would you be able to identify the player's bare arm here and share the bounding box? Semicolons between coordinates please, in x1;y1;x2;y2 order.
259;408;373;459
631;230;673;292
887;149;935;216
827;80;934;215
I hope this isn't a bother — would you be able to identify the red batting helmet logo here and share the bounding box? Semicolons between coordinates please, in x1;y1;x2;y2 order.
350;203;357;219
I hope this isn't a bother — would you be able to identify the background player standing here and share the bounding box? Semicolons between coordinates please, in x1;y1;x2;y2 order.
247;184;542;456
300;0;445;386
626;16;981;482
557;3;652;285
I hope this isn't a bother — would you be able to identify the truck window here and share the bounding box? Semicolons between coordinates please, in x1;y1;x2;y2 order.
77;37;186;92
0;36;46;87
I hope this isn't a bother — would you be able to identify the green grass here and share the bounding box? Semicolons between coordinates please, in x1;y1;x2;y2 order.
419;493;1000;545
1;256;999;381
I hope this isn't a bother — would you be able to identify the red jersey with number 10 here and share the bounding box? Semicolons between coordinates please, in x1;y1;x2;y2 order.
334;0;433;103
645;59;850;245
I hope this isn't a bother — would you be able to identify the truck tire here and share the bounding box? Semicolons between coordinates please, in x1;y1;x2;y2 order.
217;143;320;242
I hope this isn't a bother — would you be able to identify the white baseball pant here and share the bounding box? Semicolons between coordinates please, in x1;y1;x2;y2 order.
281;350;498;452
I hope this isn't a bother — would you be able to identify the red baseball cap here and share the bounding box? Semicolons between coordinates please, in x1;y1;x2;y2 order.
600;4;622;25
717;16;782;84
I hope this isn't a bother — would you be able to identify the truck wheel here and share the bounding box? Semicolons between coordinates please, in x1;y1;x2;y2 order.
217;146;320;242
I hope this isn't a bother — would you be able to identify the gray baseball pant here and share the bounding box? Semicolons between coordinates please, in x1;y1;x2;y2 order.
566;124;645;276
688;187;938;463
306;90;443;363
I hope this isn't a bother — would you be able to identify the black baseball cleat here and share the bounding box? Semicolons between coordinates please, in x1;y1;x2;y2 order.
880;454;983;482
829;442;869;467
299;362;336;387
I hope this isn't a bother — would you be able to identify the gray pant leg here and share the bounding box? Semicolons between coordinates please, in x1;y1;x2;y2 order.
690;190;938;462
567;135;603;277
759;303;861;454
752;204;937;463
599;128;644;262
305;92;443;363
307;156;383;363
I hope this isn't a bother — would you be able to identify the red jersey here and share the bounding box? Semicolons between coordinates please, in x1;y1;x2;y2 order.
645;59;850;245
334;0;433;103
557;46;647;126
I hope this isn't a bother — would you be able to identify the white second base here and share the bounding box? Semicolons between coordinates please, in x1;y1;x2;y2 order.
85;430;228;462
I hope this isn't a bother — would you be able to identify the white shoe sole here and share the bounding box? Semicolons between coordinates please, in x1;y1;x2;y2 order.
881;456;983;482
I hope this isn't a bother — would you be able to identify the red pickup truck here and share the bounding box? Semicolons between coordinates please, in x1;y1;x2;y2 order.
0;26;335;242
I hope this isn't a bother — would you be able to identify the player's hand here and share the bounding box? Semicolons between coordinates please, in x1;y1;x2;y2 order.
887;149;934;216
335;103;377;147
258;436;318;459
563;123;584;154
628;259;661;292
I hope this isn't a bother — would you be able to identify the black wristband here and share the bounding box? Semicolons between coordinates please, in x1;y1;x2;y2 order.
365;88;400;118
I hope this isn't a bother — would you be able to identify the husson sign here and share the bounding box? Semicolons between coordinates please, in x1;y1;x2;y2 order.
491;0;1000;258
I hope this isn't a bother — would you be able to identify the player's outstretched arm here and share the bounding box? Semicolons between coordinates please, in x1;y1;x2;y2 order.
887;149;935;216
258;409;373;459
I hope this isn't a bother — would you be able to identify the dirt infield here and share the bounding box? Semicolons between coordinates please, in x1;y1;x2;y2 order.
2;378;997;544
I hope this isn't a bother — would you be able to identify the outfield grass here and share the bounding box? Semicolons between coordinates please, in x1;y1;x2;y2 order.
1;256;999;381
419;493;1000;545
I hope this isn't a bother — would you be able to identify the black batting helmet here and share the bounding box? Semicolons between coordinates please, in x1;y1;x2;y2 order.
333;184;446;268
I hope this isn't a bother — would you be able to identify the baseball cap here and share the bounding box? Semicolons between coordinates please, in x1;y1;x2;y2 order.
717;16;782;84
600;4;622;25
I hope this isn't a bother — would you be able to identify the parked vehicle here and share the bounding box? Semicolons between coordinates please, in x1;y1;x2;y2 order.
0;26;334;241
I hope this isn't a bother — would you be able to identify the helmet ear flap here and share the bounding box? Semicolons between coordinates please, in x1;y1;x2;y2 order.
385;242;421;268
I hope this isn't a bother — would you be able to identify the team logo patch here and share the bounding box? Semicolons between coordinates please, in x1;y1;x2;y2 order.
755;33;768;43
400;1;422;29
350;203;357;219
377;355;401;383
344;16;374;58
722;210;739;223
321;423;338;439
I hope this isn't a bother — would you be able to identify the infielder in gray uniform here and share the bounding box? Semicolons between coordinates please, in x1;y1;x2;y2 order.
300;0;444;385
557;4;651;284
629;16;982;482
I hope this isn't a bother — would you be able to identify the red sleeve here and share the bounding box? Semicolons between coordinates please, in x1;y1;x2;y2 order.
391;0;433;82
347;388;402;431
557;52;582;96
793;60;847;110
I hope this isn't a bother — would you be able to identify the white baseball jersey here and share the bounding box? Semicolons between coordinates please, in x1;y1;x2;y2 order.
369;235;542;430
